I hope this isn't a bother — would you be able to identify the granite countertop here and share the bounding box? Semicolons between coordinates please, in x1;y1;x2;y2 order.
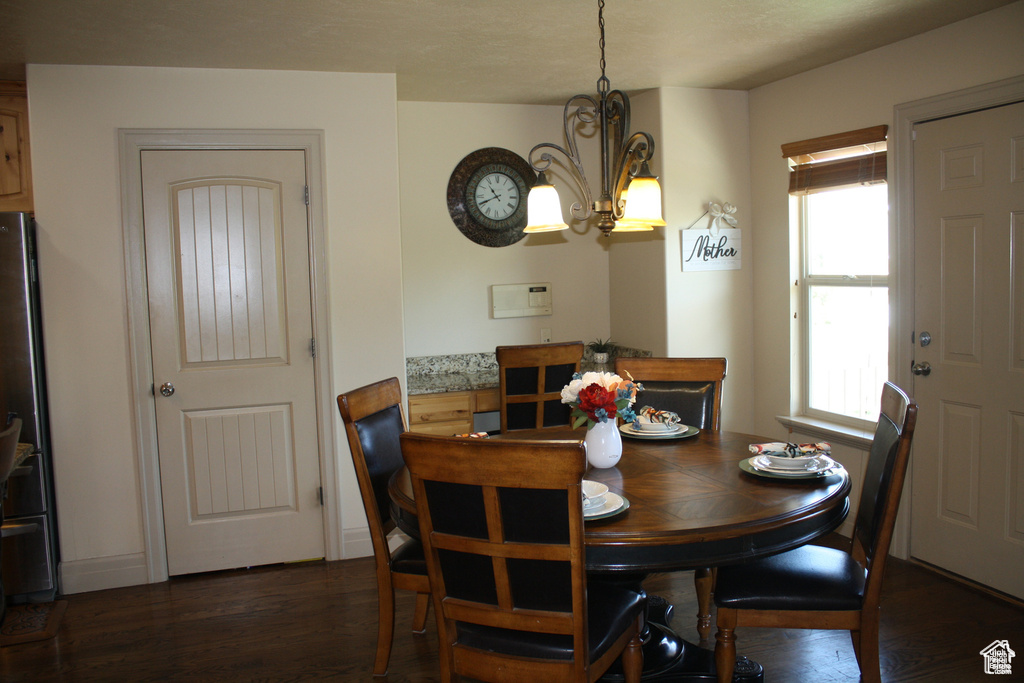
406;352;499;395
406;348;651;396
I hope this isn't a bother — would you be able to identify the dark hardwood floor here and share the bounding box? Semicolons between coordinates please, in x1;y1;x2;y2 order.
1;546;1021;681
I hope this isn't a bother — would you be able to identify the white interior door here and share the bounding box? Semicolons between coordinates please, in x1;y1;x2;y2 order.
142;149;324;575
910;101;1024;599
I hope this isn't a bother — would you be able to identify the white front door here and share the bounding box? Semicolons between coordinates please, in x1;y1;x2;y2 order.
910;100;1024;599
142;149;325;575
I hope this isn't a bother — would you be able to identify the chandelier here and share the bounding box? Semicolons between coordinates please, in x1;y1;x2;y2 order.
524;0;666;237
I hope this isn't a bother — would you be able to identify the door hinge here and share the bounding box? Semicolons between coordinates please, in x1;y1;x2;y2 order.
318;486;324;506
304;185;310;206
310;337;316;357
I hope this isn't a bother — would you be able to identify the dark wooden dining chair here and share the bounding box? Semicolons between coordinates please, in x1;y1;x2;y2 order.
336;378;431;677
400;431;645;683
496;341;583;432
713;381;918;683
614;356;727;431
614;356;727;641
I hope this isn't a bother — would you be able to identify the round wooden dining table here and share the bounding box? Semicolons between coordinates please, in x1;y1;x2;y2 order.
388;426;851;682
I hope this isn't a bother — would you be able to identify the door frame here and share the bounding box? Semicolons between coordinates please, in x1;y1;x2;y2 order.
891;74;1024;558
118;129;338;583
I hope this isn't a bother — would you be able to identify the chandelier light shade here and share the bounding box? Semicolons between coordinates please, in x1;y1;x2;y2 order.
524;171;570;233
615;161;667;229
524;0;665;237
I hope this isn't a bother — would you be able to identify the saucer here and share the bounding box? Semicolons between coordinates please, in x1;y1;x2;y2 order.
583;492;629;520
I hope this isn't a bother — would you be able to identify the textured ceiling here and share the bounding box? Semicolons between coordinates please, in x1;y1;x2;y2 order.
0;0;1016;104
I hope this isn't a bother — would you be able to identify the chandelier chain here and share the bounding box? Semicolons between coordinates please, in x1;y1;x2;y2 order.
597;0;608;93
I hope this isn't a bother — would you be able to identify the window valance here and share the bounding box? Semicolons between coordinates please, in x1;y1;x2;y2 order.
783;125;887;194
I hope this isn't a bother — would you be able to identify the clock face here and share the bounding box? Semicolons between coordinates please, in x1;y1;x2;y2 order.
447;148;535;247
473;172;520;221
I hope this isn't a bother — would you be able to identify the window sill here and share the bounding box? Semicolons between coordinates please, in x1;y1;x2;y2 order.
775;415;874;451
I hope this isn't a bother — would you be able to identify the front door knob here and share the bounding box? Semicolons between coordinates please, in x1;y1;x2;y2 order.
911;362;931;376
159;382;175;397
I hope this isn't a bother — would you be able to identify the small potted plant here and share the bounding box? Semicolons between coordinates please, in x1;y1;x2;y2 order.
587;338;617;365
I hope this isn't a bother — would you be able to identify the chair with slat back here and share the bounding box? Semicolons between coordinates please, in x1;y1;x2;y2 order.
614;356;727;642
336;378;431;677
713;381;918;683
400;432;645;683
496;341;584;433
614;357;727;432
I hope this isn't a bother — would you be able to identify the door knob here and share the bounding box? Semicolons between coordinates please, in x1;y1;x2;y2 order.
911;362;931;376
159;382;175;397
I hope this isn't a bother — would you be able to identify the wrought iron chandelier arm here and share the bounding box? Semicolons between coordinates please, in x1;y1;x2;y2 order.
528;94;600;221
611;131;657;217
601;89;630;203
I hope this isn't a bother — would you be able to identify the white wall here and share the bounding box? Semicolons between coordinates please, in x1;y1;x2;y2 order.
610;87;754;433
398;101;612;356
607;90;668;358
26;65;407;591
748;1;1024;440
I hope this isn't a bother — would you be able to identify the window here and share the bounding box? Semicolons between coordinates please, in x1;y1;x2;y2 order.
784;126;888;425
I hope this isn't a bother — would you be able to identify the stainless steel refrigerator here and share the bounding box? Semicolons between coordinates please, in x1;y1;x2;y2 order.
0;211;58;602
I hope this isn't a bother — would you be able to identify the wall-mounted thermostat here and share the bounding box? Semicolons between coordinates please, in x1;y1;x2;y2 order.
491;282;552;319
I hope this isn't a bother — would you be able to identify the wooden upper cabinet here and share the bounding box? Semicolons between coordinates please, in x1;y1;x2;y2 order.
0;81;33;213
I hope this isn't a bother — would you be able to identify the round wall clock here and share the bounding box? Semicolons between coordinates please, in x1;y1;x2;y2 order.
447;147;536;247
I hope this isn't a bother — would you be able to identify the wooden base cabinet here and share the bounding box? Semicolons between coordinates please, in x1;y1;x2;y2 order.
408;388;499;436
0;81;33;213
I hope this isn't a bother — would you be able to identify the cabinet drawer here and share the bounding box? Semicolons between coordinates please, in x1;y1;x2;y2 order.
409;392;472;426
474;388;500;413
408;420;473;436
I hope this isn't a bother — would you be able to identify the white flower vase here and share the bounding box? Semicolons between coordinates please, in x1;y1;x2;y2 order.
593;352;609;364
585;419;622;468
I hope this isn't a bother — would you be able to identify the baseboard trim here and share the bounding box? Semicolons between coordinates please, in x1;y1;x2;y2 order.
59;553;150;594
908;557;1024;609
341;528;373;559
341;527;412;559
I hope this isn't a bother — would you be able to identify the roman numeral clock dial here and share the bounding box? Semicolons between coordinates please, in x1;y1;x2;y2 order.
475;172;518;220
447;147;535;247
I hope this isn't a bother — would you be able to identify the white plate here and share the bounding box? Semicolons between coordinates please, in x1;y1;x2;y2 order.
619;423;700;440
749;454;837;476
626;422;684;435
765;454;822;469
582;480;609;509
584;491;625;518
750;454;834;474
